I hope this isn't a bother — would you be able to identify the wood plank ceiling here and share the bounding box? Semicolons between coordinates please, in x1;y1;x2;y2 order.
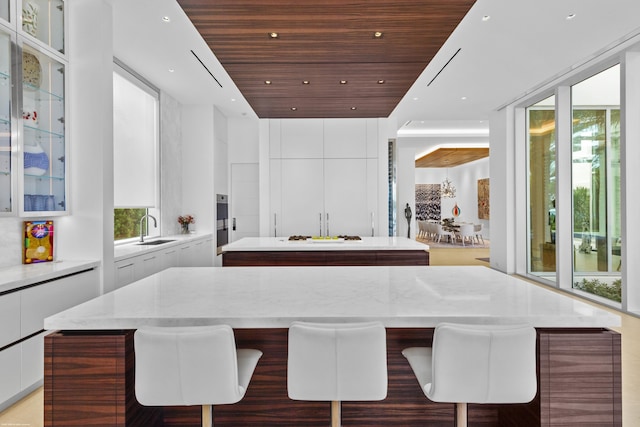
177;0;475;118
415;147;489;168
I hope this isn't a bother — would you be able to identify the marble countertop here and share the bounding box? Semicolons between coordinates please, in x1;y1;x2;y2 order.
221;236;429;252
114;233;213;261
0;260;100;294
44;265;620;330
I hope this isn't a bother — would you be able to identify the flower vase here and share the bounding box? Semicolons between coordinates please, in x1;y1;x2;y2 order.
181;223;189;234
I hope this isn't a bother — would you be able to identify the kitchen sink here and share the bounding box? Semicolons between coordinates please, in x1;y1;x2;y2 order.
137;239;176;246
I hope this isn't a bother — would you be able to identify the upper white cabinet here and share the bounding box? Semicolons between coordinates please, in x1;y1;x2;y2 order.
269;119;380;237
0;0;68;216
20;42;67;214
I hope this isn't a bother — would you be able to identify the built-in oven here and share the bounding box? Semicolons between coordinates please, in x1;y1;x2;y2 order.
216;194;229;254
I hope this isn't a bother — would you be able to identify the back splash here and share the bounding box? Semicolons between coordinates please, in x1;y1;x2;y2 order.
0;218;23;268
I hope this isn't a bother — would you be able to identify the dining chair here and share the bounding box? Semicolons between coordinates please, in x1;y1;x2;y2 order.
435;223;454;243
456;224;475;246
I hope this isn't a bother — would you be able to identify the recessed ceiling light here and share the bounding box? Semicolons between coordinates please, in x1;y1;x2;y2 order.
377;80;385;84
269;32;279;39
566;13;576;20
461;96;467;100
264;80;272;85
162;16;170;23
231;98;236;102
373;31;383;38
302;80;310;85
340;80;348;84
350;107;357;110
291;107;297;111
413;97;419;101
482;15;490;21
168;68;175;73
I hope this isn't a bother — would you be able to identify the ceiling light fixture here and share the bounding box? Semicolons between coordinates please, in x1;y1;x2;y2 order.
377;79;385;84
566;13;576;20
302;80;310;85
269;32;279;38
373;31;383;38
413;97;419;101
441;170;456;199
162;16;170;23
482;15;490;21
350;107;357;110
290;107;297;111
461;96;467;100
340;80;348;84
264;80;272;85
168;68;175;73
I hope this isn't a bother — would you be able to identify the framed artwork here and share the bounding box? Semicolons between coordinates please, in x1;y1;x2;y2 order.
23;220;54;264
415;184;441;221
478;178;490;219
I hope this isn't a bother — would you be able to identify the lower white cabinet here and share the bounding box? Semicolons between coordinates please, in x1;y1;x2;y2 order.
0;265;99;410
114;236;214;289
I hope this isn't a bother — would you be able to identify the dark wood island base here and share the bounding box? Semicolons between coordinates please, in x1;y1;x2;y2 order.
222;250;429;266
44;327;620;426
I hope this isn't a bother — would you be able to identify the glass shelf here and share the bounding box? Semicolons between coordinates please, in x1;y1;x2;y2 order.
21;42;66;214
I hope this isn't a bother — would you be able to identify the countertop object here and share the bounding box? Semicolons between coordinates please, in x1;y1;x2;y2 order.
221;236;429;252
44;265;619;330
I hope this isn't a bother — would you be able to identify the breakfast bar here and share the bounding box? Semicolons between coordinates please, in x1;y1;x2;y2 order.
43;266;621;426
221;236;430;266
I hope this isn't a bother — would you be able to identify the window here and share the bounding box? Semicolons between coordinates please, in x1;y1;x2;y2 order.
113;62;159;241
527;95;556;279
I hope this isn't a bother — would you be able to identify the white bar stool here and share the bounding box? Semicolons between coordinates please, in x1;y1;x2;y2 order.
287;321;388;427
134;325;262;427
402;323;537;427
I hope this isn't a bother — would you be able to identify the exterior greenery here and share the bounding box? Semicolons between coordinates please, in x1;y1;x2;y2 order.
573;187;590;233
574;278;622;302
114;208;147;240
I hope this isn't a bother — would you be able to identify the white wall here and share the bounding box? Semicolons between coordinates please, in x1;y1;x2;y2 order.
414;157;490;239
397;146;416;238
160;94;183;236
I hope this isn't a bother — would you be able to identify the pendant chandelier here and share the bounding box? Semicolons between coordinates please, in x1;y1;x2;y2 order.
441;171;456;198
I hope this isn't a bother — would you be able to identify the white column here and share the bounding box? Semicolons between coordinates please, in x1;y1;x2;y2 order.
555;86;573;290
621;51;640;312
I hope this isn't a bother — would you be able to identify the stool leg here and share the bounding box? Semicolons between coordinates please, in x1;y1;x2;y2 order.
456;402;467;427
331;400;341;427
202;404;213;427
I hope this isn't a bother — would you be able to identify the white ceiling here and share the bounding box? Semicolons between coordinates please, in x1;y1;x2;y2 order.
108;0;640;155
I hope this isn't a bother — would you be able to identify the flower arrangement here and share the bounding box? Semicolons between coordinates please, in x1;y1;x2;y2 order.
178;215;195;226
178;215;194;233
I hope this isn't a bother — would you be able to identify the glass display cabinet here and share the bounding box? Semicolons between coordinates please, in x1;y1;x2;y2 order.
20;0;65;53
0;28;14;214
21;42;66;214
0;0;9;23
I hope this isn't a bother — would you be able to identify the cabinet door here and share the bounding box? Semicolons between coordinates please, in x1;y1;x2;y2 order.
178;243;195;267
324;159;369;236
114;260;135;289
136;253;160;281
163;248;179;269
231;163;259;242
21;330;49;389
280;119;323;159
323;119;367;159
21;269;99;336
0;345;21;404
280;159;324;237
21;43;67;215
20;0;65;53
0;292;20;348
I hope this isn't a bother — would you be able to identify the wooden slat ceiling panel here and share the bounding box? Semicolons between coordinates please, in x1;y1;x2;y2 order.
415;147;489;168
177;0;476;118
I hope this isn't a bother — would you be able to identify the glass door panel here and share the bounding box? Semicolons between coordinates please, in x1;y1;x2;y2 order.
571;65;621;303
21;0;65;53
0;29;13;213
21;42;66;213
527;95;556;279
1;0;9;22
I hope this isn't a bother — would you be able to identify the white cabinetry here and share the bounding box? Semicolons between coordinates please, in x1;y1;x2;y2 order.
0;264;99;410
113;235;214;289
269;119;379;237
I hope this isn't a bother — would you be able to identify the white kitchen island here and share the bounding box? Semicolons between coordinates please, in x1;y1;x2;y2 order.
221;236;430;266
43;266;621;426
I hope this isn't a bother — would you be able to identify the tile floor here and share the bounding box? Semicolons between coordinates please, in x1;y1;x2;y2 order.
0;247;637;426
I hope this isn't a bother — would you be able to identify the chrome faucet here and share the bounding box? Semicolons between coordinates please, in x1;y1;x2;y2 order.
139;214;157;242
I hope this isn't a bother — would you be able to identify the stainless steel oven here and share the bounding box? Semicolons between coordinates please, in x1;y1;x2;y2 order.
216;194;228;253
